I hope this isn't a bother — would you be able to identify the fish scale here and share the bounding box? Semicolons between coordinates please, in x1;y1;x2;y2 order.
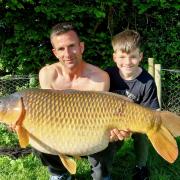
19;89;150;155
0;88;180;174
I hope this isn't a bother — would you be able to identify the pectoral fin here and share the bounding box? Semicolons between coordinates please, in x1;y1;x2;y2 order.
15;125;29;148
14;97;29;148
59;154;76;174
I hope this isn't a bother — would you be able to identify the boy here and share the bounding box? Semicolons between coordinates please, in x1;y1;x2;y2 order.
105;30;160;180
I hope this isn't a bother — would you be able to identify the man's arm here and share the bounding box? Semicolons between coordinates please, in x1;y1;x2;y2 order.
102;72;110;91
90;67;110;91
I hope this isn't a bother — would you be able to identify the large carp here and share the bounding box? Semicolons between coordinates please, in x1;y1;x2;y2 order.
0;89;180;174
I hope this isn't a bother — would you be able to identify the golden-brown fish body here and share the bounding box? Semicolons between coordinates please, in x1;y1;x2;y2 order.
0;88;180;174
0;89;152;154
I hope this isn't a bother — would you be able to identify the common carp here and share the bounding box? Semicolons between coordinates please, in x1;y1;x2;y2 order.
0;89;180;174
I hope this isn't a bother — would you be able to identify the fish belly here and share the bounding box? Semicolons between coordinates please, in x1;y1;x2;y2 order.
27;122;110;156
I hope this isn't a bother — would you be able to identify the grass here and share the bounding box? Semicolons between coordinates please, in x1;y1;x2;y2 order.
0;154;49;180
0;123;180;180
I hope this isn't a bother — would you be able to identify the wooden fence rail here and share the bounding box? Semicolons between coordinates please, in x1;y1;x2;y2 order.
148;58;161;109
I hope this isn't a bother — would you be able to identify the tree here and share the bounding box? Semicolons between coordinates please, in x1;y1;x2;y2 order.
0;0;179;75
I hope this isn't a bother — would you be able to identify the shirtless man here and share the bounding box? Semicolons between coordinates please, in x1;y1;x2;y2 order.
38;22;129;180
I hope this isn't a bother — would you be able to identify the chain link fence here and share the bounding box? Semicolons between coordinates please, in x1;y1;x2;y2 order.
0;74;39;97
161;69;180;115
0;71;179;115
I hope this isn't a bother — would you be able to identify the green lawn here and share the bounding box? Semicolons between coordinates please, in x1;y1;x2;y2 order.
0;123;180;180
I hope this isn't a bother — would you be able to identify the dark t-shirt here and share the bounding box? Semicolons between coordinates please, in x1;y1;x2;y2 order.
105;66;160;109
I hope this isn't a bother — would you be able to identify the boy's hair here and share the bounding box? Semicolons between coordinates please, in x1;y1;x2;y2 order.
112;30;141;52
50;22;79;42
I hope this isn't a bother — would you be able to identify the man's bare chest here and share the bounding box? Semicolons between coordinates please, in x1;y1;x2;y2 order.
52;77;94;91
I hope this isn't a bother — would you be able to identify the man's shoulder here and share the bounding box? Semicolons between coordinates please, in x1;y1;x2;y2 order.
84;63;110;91
39;63;61;86
85;63;109;79
39;63;60;75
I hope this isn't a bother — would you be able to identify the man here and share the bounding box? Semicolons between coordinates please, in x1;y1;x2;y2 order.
38;22;130;180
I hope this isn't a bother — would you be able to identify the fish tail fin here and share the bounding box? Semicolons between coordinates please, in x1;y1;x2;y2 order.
160;111;180;137
147;126;178;163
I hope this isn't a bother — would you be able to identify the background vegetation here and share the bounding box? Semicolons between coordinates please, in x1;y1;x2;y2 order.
0;0;179;179
0;0;179;76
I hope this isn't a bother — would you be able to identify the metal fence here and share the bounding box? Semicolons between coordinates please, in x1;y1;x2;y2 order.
0;71;179;115
161;69;180;115
0;74;39;97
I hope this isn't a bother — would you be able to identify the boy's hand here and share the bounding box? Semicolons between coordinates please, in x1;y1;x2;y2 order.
109;128;131;142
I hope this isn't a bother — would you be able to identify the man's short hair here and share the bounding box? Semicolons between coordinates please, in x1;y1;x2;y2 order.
112;30;141;52
50;22;79;42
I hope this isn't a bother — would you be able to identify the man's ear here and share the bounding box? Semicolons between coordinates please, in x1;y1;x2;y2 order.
80;42;84;53
52;49;59;59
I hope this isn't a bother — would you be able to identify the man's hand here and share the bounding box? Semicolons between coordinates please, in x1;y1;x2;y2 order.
109;128;131;142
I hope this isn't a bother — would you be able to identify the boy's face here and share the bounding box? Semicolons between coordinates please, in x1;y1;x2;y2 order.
113;48;143;77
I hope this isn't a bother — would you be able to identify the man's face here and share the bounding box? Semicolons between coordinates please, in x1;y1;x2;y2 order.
113;48;143;76
51;30;84;70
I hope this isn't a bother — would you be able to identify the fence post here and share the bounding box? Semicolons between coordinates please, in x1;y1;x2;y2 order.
155;64;162;109
148;58;154;77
